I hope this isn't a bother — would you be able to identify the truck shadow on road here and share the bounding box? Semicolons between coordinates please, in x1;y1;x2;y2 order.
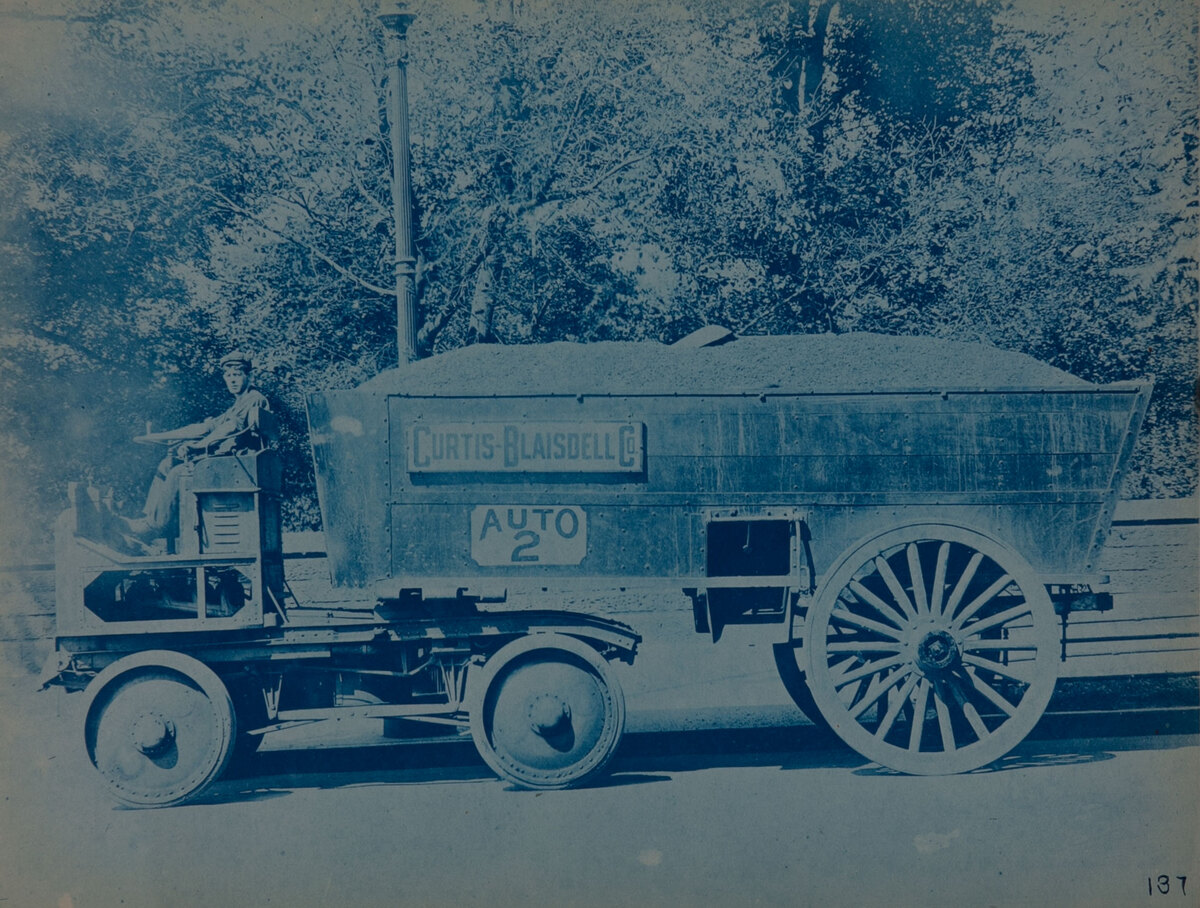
196;707;1197;807
203;725;850;805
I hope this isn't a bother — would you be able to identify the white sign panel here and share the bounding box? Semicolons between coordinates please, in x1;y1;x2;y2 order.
409;421;643;473
470;505;587;566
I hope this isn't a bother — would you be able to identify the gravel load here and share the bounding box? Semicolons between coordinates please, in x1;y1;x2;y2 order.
360;332;1089;396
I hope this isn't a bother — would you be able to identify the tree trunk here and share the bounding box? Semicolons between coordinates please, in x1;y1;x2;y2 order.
467;255;498;344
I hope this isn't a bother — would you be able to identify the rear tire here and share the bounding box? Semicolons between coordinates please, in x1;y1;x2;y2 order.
470;635;625;790
773;639;832;733
804;524;1058;775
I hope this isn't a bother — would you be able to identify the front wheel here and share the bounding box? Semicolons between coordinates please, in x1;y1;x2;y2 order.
82;651;235;807
469;635;625;790
804;525;1058;775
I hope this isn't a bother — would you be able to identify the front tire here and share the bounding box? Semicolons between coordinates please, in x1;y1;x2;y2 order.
83;651;235;807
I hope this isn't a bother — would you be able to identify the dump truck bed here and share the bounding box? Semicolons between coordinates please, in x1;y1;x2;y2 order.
308;333;1150;591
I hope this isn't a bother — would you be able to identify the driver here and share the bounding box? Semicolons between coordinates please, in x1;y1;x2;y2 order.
122;351;273;541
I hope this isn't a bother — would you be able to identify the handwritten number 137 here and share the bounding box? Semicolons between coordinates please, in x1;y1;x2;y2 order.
1148;876;1186;896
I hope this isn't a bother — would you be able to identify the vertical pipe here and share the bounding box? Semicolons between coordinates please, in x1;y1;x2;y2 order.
379;2;418;363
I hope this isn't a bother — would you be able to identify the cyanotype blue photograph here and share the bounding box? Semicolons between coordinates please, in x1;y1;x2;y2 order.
0;0;1196;905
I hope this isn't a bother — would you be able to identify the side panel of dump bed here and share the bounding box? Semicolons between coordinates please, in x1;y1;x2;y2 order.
310;383;1149;589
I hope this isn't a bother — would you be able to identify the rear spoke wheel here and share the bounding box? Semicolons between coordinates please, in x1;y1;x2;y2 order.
805;525;1057;774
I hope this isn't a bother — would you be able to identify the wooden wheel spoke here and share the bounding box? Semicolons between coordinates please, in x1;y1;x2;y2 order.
829;606;904;640
950;574;1016;631
847;580;908;628
957;600;1031;638
826;640;904;654
961;700;990;741
848;666;910;720
830;653;907;689
929;543;950;616
962;653;1035;687
961;641;1040;653
829;654;859;677
906;543;929;614
962;665;1018;716
944;673;991;741
908;680;930;752
875;555;919;620
874;673;920;740
932;683;956;752
942;551;983;618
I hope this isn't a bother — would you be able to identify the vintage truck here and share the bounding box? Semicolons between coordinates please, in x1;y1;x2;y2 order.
44;331;1150;804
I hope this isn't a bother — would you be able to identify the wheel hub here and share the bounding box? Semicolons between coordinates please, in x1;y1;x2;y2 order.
527;694;572;738
130;713;176;756
915;629;960;673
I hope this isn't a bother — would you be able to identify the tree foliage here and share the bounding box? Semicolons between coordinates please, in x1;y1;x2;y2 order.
0;0;1194;546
